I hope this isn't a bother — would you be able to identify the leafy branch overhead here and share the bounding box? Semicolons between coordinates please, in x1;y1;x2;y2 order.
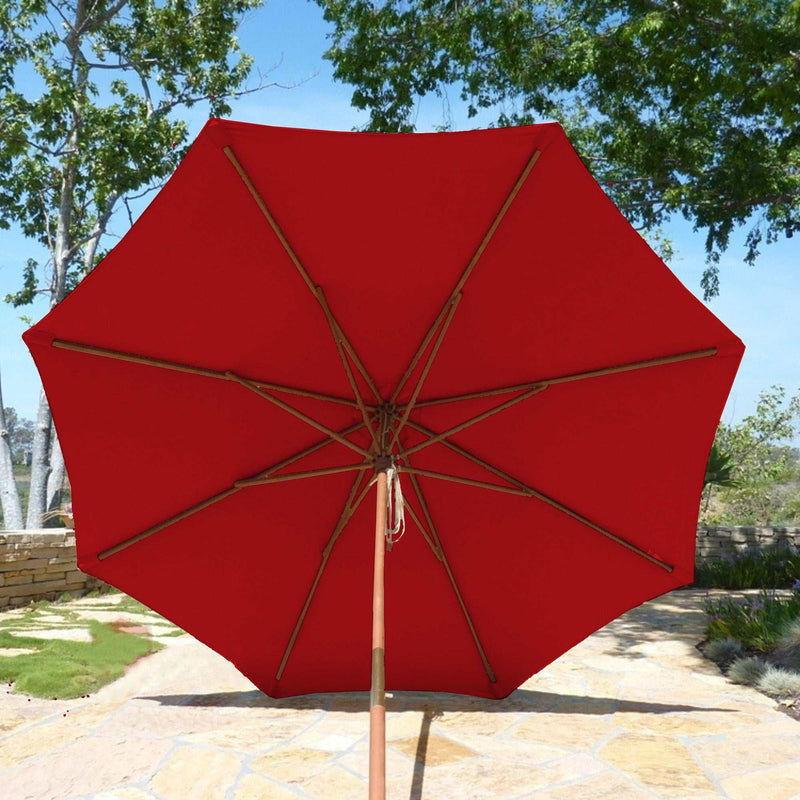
317;0;800;297
1;0;264;308
0;0;267;529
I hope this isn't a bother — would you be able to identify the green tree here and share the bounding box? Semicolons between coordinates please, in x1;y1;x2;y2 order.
316;0;800;298
704;441;738;490
2;406;34;465
1;0;266;528
705;386;800;525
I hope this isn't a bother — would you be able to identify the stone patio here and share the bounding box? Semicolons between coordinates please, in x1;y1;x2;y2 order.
1;589;799;799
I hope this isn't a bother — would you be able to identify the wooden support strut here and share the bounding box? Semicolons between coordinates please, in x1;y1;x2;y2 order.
408;348;719;409
225;371;369;458
391;147;541;405
221;145;382;405
51;339;358;407
388;294;461;452
405;469;497;684
275;469;371;682
401;466;673;572
400;384;548;459
234;463;368;487
399;500;442;562
96;421;366;561
316;287;380;450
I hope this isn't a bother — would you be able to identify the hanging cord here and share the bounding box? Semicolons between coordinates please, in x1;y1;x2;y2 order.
385;466;406;551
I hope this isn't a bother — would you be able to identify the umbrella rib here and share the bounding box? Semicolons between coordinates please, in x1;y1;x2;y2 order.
388;293;462;451
409;347;719;409
234;463;369;487
51;339;359;408
225;371;369;458
400;500;442;562
404;419;527;495
399;384;549;459
404;468;498;684
316;287;380;450
390;147;541;405
96;421;367;560
276;469;373;681
222;145;382;404
401;466;673;572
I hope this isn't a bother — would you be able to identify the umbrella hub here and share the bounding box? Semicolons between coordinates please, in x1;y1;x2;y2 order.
373;402;400;460
372;453;394;473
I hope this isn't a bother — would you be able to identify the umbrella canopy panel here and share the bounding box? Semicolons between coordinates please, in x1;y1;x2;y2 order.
25;120;743;699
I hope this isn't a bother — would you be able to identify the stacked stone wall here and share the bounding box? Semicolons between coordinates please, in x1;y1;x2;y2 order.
696;526;800;563
2;528;800;608
0;530;106;608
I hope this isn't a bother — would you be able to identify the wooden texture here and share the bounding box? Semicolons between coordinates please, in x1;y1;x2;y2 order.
370;469;388;800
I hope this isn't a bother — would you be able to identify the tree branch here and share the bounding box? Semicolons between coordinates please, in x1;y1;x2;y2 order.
81;0;129;34
156;77;289;117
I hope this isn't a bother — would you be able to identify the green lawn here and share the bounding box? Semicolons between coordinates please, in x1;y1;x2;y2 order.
0;619;163;698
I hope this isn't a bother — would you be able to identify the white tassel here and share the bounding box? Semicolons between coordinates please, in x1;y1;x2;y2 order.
385;466;406;550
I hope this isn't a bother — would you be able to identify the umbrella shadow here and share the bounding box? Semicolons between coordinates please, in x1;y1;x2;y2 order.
140;687;731;716
141;688;732;800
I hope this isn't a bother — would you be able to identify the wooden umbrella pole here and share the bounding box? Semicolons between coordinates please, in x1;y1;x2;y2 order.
370;468;388;800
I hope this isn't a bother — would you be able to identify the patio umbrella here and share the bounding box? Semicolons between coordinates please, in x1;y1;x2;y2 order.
24;120;743;798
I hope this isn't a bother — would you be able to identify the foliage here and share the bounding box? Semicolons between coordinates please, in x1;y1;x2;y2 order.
702;386;800;525
756;665;800;698
703;560;800;700
703;442;738;490
727;655;768;685
317;0;800;297
1;407;33;465
704;636;744;670
1;0;266;527
694;546;800;590
0;619;162;698
705;591;800;653
1;0;261;305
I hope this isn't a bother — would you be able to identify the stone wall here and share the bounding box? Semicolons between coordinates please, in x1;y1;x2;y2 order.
2;527;799;607
0;530;106;608
696;526;800;563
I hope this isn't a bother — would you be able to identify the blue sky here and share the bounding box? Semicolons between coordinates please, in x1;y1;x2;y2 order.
1;0;798;433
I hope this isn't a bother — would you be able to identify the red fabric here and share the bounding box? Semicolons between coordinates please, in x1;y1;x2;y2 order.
25;120;743;699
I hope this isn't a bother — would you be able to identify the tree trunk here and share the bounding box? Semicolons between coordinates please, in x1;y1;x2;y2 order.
26;389;53;528
27;4;85;530
46;429;66;523
0;369;24;530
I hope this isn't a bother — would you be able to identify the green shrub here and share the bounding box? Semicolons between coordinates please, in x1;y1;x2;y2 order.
756;666;800;698
705;591;800;652
694;546;800;590
728;656;768;685
704;636;744;669
771;620;800;670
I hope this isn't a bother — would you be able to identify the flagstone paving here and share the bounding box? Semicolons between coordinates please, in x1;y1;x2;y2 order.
0;588;799;799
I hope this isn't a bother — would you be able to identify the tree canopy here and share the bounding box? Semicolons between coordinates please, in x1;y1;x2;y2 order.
1;0;261;306
317;0;800;297
0;0;263;526
705;386;800;525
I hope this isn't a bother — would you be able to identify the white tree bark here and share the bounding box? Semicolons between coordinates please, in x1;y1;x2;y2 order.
26;3;85;529
0;369;24;530
46;429;66;517
26;388;52;529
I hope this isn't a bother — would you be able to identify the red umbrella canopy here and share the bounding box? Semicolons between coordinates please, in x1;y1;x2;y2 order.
25;120;743;699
